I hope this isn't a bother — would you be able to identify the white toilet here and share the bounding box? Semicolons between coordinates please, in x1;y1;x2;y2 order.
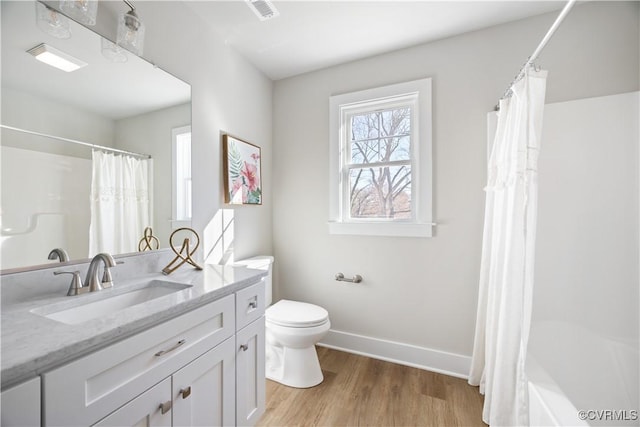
234;256;330;388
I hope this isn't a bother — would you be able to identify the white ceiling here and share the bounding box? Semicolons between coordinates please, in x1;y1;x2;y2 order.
186;1;567;80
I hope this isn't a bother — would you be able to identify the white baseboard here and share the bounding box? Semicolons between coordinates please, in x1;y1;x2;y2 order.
318;329;471;379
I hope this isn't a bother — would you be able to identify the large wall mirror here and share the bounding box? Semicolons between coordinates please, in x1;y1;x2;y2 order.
1;1;192;271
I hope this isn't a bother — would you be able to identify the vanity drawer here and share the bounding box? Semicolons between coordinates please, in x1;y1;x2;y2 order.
235;279;265;330
42;294;235;427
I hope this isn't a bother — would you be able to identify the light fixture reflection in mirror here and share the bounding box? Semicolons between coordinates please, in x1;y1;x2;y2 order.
101;38;128;63
27;43;88;72
59;0;98;26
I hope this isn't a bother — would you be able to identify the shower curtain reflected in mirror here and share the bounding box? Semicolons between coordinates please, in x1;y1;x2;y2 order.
89;150;152;256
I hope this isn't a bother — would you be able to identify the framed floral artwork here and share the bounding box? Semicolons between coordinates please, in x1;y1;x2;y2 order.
222;134;262;205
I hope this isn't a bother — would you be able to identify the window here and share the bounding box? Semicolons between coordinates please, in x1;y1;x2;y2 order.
172;125;192;222
329;78;432;237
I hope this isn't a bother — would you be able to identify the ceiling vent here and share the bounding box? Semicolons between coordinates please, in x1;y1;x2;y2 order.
245;0;280;21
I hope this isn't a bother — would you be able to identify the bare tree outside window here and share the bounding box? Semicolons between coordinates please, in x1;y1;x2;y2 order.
348;107;412;219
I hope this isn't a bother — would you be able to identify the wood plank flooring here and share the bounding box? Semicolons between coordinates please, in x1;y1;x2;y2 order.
257;347;485;427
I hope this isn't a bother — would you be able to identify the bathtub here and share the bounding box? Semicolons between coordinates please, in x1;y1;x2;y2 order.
527;321;639;426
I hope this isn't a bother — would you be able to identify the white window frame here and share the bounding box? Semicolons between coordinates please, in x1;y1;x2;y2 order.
329;78;433;237
172;125;192;225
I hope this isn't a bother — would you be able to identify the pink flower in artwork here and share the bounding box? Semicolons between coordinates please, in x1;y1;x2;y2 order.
232;178;243;194
251;153;260;162
230;178;246;203
241;161;260;192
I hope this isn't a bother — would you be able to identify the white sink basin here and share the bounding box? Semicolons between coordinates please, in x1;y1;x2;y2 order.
32;280;192;325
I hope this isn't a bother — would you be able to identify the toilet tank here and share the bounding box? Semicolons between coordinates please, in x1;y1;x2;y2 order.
233;256;274;306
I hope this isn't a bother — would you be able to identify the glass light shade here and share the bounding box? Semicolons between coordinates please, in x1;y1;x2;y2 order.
36;2;71;39
101;38;128;63
117;10;145;56
59;0;98;26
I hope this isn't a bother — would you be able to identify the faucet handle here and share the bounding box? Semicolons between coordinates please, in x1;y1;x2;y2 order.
54;270;85;296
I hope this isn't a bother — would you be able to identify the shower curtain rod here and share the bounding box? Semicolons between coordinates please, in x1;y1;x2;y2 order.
498;0;576;102
0;124;152;159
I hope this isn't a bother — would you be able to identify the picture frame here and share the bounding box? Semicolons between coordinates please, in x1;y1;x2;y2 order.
222;134;262;205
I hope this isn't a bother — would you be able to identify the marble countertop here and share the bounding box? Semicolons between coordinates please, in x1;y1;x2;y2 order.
1;264;266;389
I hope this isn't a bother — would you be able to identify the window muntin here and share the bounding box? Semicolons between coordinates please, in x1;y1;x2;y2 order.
343;100;414;221
341;96;418;222
328;78;432;238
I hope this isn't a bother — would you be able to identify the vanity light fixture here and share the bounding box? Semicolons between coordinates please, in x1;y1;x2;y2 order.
27;43;87;72
35;2;71;39
117;0;145;56
59;0;98;26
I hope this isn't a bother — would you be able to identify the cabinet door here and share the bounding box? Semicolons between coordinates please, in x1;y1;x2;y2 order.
1;377;40;427
236;316;265;426
172;336;236;427
93;378;171;427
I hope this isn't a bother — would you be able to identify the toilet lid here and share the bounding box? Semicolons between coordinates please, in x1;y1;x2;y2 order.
266;300;329;328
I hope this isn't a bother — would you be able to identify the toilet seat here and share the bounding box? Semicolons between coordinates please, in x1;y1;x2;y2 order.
266;299;329;328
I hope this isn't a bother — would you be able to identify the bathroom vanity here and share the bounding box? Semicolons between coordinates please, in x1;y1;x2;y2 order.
0;251;266;426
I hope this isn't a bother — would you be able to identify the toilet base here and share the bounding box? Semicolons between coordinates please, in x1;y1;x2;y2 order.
266;344;324;388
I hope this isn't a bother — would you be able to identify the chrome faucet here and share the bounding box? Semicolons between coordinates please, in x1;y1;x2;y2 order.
48;248;69;263
85;253;117;292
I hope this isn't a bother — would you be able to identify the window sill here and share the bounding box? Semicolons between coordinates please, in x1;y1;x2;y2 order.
327;221;433;238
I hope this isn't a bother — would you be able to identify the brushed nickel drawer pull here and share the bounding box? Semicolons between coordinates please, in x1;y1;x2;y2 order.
180;386;192;399
154;339;186;357
159;400;172;415
248;301;257;309
240;344;249;352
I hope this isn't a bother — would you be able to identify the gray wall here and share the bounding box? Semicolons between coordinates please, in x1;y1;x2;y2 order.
131;2;274;263
272;1;640;358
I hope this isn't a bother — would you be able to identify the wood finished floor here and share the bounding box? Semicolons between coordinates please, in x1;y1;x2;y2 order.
257;347;485;427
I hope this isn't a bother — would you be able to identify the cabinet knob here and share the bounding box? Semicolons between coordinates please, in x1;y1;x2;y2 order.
159;400;172;415
249;301;258;309
240;344;249;352
180;386;192;399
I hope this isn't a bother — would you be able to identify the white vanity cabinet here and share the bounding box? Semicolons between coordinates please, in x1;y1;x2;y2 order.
235;281;266;426
1;376;41;426
38;279;267;427
43;294;236;426
93;338;237;427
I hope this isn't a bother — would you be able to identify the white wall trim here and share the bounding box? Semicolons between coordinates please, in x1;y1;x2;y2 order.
328;78;433;238
318;329;471;379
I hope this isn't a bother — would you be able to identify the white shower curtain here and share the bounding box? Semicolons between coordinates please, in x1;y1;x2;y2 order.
468;67;547;427
89;150;151;256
